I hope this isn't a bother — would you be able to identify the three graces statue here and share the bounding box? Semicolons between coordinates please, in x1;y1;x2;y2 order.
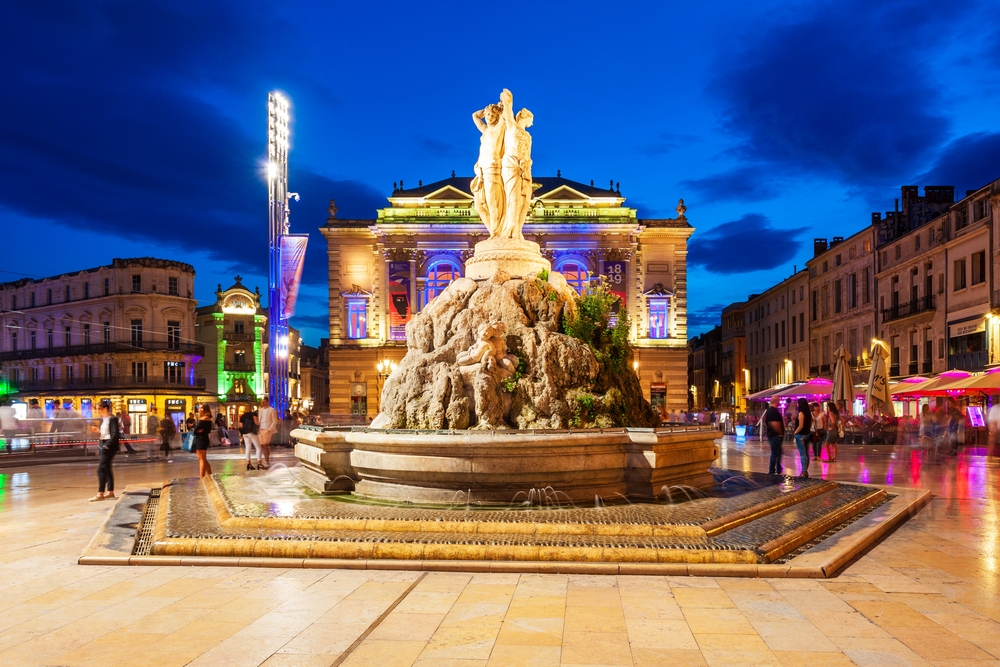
471;89;533;241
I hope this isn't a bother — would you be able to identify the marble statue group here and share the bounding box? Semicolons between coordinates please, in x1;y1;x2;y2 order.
471;89;533;241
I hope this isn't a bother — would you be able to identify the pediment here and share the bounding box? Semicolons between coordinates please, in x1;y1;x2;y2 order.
537;185;590;201
424;185;473;202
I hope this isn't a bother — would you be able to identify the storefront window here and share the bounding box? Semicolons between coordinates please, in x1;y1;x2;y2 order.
346;299;367;339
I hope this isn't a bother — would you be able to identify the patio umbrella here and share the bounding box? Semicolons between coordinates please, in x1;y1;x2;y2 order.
866;341;894;417
889;376;933;396
772;378;833;399
831;345;854;409
746;383;796;402
944;368;1000;394
894;370;971;397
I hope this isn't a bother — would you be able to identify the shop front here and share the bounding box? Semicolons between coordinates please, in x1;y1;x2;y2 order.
948;317;988;371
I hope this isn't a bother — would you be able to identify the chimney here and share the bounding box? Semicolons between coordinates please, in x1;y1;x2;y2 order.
813;238;829;257
872;212;882;225
831;236;844;247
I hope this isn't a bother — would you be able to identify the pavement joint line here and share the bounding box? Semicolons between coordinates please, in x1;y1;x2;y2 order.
328;572;427;667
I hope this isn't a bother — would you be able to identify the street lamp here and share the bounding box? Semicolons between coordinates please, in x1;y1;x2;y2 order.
375;360;397;413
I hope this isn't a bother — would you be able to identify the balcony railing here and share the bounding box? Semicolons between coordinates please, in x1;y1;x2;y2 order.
9;375;207;393
223;332;255;342
224;362;256;372
0;340;204;362
949;351;988;372
881;295;935;323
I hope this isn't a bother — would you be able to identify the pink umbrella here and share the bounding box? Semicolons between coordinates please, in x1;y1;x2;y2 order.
772;377;834;399
894;370;971;397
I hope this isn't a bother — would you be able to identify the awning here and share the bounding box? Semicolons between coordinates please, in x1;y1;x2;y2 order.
772;378;834;399
893;371;971;397
746;383;797;402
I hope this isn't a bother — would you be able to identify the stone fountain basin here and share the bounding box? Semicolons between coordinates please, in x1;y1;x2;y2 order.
292;426;720;504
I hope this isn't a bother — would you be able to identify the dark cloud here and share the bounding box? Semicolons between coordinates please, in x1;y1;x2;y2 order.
689;214;806;275
688;304;727;330
701;0;971;192
680;166;781;203
414;136;459;159
919;132;1000;196
0;0;383;295
640;133;697;157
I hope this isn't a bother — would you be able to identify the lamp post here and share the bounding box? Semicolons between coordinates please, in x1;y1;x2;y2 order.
375;360;397;414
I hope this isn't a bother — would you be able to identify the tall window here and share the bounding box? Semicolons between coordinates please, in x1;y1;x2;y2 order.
104;278;110;295
131;275;141;293
164;361;184;383
103;322;111;344
104;362;113;379
167;321;181;350
971;251;986;285
426;259;462;303
83;323;90;346
168;277;179;296
47;288;52;304
130;319;143;346
862;267;870;303
84;364;94;381
555;258;589;295
234;321;245;334
65;365;74;381
12;295;16;310
834;280;842;313
65;285;70;301
84;283;89;299
131;361;147;382
848;273;857;309
11;332;16;351
648;299;669;339
64;326;71;346
30;292;35;307
47;329;53;347
346;300;367;339
954;258;967;291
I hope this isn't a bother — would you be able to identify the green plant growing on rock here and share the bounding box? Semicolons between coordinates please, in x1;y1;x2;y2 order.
537;268;549;281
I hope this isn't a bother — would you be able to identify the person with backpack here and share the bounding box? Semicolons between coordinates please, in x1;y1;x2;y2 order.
89;400;120;501
240;407;262;471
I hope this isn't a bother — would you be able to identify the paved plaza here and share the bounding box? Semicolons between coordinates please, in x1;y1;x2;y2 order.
1;439;998;667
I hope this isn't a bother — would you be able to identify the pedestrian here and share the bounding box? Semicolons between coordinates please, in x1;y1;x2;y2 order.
89;400;120;501
145;407;160;459
793;397;812;478
114;411;138;455
27;399;44;436
257;398;279;469
215;409;229;445
185;411;196;432
158;415;176;459
823;401;841;462
918;404;933;449
0;400;17;451
810;401;826;460
764;396;785;475
240;407;262;470
191;405;214;478
120;410;132;435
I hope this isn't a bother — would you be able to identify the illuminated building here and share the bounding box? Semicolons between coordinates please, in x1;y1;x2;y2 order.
194;276;301;425
0;258;203;425
321;175;692;418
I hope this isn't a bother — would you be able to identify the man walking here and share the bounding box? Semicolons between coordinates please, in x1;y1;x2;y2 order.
764;396;785;476
146;407;160;459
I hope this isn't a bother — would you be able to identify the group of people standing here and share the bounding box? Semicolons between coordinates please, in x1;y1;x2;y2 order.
762;397;844;478
89;398;282;502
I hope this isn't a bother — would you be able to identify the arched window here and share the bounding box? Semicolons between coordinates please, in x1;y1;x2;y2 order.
426;258;462;304
555;257;590;294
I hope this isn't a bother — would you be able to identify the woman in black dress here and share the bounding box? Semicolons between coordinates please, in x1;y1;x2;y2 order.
192;404;214;477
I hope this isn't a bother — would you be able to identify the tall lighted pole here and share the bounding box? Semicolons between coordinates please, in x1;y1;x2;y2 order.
267;91;290;415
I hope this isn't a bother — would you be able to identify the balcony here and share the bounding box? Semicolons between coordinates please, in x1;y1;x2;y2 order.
223;332;255;343
881;295;935;323
949;351;988;372
0;341;205;362
224;362;256;372
9;375;207;393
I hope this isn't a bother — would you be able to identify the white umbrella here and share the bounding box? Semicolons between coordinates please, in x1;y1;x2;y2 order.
831;345;854;409
866;341;894;417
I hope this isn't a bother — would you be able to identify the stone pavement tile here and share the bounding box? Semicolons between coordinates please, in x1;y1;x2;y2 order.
560;630;632;666
200;594;286;624
779;589;856;614
339;639;427;667
396;590;463;614
0;629;41;653
185;634;289;667
456;584;518;605
618;575;671;592
619;593;685;621
772;650;857;666
888;626;996;663
805;611;889;638
925;611;1000;643
441;603;509;629
564;605;627;632
730;596;807;623
259;654;341;667
368;570;424;583
747;620;839;653
494;616;563;646
277;619;372;655
274;589;351;612
170;586;246;609
342;581;413;603
317;598;392;625
486;643;561;666
625;618;699;650
151;619;248;653
236;608;328;638
136;576;223;599
516;574;568;593
848;600;940;628
699;648;781;667
831;636;933;667
681;607;756;635
414;572;474;593
569;574;619;587
860;574;938;594
420;625;498;661
123;605;214;634
631;647;708;667
663;577;720;589
695;632;771;653
766;579;826;591
128;649;205;667
818;581;886;598
671;588;735;609
566;586;621;608
50;630;166;667
413;659;487;667
505;595;565;619
8;599;106;634
370;612;447;642
717;579;776;592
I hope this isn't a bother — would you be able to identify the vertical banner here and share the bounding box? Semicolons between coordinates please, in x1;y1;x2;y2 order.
388;261;411;341
279;234;309;319
602;260;628;318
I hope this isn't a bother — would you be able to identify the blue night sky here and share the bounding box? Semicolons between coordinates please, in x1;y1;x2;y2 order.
3;0;999;345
